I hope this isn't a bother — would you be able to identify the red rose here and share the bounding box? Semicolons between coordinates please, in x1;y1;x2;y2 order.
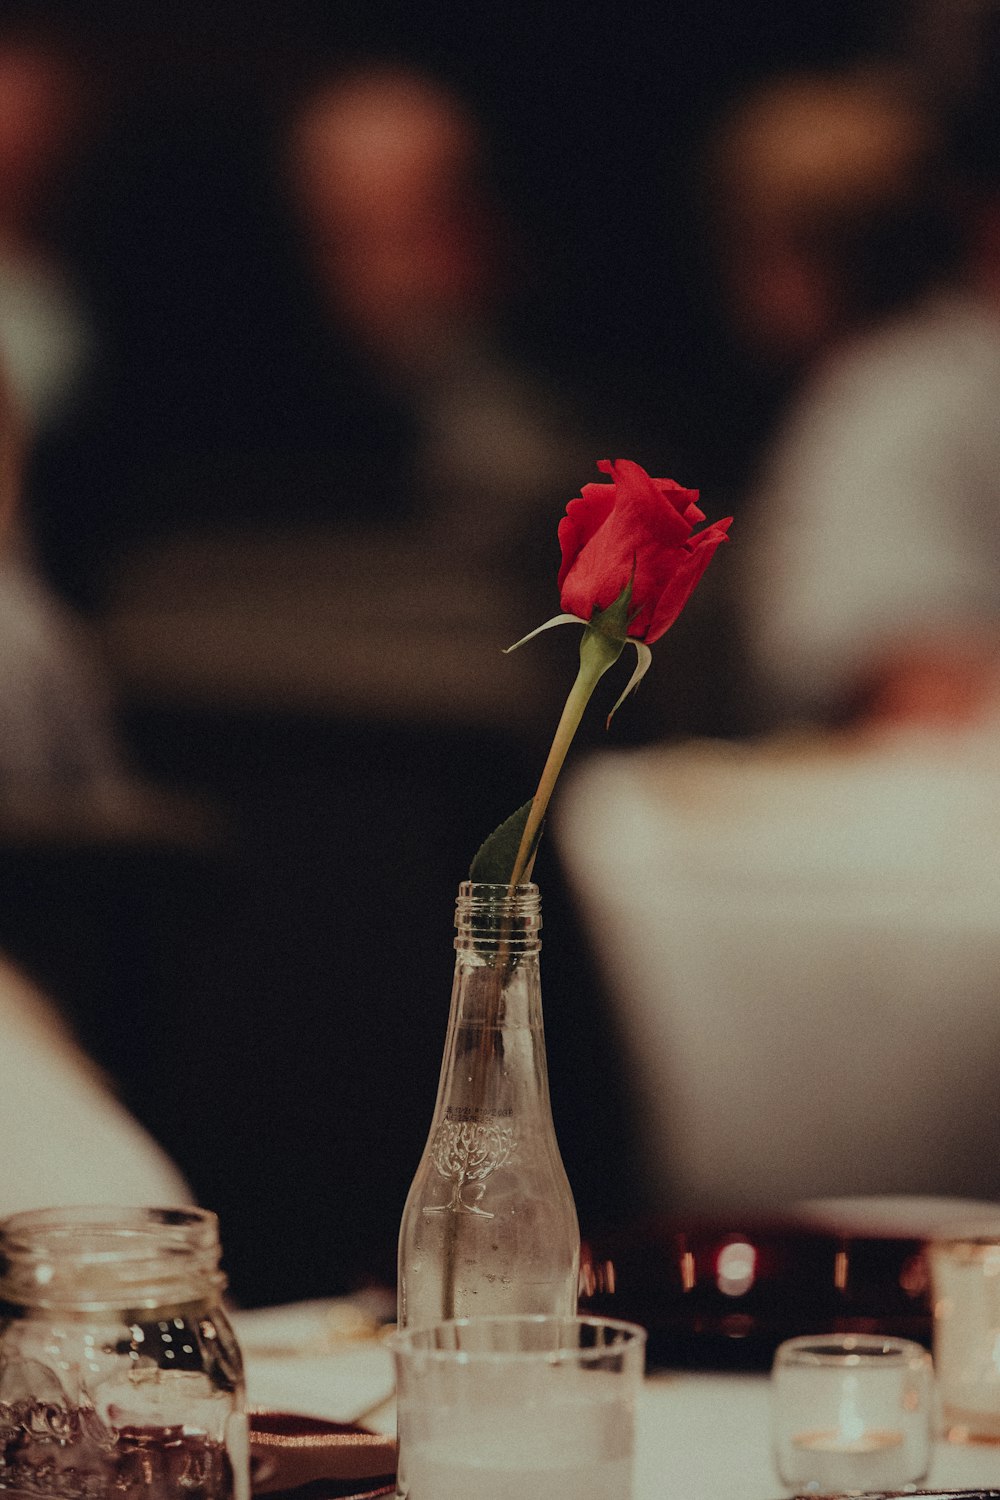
557;458;732;642
486;454;733;883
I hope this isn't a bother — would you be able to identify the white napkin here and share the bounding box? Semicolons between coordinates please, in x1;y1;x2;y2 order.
231;1301;395;1427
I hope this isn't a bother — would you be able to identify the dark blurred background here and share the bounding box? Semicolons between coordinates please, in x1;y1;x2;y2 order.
20;0;910;581
0;0;969;1304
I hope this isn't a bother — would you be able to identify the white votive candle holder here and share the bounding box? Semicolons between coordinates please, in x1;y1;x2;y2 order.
771;1332;932;1495
930;1233;1000;1443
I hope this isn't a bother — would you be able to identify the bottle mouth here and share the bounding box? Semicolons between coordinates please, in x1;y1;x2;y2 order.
0;1205;226;1313
454;881;542;953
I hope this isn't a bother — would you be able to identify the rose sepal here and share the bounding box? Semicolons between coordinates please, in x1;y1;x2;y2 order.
604;639;653;729
585;575;635;646
503;612;587;655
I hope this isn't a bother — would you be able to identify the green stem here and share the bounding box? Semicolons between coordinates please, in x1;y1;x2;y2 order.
455;627;624;1319
509;625;624;887
447;622;625;1320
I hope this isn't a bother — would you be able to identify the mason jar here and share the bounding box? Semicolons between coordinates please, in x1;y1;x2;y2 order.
0;1205;248;1500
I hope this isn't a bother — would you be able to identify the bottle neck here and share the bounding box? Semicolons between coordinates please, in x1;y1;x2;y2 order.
0;1206;226;1314
454;881;541;957
452;880;542;1026
434;882;551;1120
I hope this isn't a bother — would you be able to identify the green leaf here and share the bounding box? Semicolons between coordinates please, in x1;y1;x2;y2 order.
469;800;539;883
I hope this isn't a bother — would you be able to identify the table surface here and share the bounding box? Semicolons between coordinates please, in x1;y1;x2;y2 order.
632;1372;1000;1498
236;1305;1000;1500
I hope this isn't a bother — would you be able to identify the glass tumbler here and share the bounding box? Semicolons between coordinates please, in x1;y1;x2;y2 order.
388;1313;646;1500
0;1205;248;1500
771;1332;932;1495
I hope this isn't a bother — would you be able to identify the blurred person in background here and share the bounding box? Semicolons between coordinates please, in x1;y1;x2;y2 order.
282;62;591;571
705;66;942;380
36;55;600;613
0;19;221;1267
0;25;147;823
0;357;133;821
0;25;93;438
705;62;996;731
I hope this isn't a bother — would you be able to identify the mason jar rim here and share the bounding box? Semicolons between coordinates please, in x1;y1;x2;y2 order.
0;1205;225;1312
1;1204;219;1258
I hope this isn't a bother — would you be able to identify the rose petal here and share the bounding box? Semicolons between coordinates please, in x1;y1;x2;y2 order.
556;486;617;592
606;459;698;547
556;458;728;642
561;469;692;618
642;518;732;642
653;475;705;525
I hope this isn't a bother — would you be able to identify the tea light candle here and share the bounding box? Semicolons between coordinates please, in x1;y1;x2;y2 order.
791;1426;905;1490
773;1334;932;1495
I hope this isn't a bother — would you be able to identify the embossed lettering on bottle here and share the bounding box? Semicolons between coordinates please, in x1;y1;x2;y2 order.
397;882;580;1327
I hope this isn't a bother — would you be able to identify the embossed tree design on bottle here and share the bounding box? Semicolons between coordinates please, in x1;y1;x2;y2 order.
397;883;579;1326
424;1118;516;1216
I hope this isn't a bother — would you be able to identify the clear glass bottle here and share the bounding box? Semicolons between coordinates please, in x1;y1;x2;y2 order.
0;1205;248;1500
398;881;580;1327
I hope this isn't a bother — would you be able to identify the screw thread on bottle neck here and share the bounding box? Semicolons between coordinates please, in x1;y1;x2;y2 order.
454;881;542;956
